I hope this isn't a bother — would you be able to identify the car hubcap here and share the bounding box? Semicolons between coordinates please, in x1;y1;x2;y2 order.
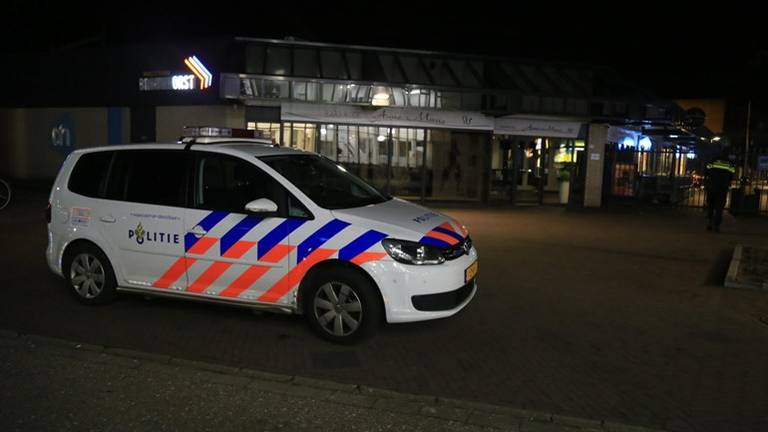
70;253;105;299
313;282;362;337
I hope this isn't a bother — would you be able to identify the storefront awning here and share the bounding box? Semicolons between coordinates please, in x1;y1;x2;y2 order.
494;116;583;138
281;102;495;130
279;103;591;137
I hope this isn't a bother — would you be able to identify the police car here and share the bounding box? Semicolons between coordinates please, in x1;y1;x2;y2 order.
46;127;478;342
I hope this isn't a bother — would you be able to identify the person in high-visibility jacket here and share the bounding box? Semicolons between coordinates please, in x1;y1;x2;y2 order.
704;152;736;232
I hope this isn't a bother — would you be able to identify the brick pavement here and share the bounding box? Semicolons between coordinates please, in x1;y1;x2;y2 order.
0;329;663;432
1;188;767;431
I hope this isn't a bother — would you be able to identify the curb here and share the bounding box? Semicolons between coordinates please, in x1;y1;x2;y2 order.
0;328;668;432
725;244;768;291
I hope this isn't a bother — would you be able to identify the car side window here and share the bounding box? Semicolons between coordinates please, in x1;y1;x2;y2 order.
288;195;312;219
104;150;189;207
195;153;291;215
68;151;113;198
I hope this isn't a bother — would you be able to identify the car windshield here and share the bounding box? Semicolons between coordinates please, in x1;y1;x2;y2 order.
260;154;390;210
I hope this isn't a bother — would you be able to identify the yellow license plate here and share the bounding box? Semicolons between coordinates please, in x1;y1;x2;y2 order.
465;261;478;283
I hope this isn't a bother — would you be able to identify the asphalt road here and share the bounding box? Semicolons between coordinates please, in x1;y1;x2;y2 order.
2;187;768;432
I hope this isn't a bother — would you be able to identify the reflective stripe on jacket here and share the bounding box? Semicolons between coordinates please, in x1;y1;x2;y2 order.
706;160;736;173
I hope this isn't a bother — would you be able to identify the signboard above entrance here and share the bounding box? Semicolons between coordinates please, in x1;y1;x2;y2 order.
494;116;583;138
139;56;213;92
281;102;494;131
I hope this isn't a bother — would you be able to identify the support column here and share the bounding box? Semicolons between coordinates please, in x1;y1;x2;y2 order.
584;123;608;207
481;132;492;203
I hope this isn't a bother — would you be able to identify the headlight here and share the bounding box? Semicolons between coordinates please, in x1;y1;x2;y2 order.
381;238;445;265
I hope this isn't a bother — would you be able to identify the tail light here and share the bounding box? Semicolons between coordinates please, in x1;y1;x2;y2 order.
46;203;51;224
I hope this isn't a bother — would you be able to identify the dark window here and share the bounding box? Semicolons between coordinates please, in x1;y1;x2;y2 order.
104;150;189;207
194;153;296;216
104;151;130;201
68;151;113;198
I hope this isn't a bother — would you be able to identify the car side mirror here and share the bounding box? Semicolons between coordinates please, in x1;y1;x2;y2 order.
244;198;278;214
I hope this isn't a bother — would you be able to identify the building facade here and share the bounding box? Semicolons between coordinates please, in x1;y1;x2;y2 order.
2;37;698;207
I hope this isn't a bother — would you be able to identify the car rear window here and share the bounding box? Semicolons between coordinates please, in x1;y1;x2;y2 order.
68;151;113;198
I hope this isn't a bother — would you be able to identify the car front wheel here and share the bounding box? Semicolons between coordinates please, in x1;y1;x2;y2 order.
304;267;382;343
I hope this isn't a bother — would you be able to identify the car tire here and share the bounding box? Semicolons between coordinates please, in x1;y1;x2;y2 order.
304;267;382;344
63;243;117;305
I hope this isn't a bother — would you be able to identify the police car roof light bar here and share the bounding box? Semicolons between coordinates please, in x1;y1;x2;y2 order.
180;126;275;150
181;126;270;139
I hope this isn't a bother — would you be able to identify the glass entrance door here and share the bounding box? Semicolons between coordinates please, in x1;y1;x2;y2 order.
491;136;555;205
515;138;546;204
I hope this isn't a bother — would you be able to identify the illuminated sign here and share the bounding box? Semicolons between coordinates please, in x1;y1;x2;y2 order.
172;74;196;90
184;56;212;89
139;55;213;91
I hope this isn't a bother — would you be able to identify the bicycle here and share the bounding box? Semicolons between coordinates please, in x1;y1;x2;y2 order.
0;178;11;210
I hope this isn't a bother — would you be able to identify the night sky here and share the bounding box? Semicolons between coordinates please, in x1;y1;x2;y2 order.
4;3;768;99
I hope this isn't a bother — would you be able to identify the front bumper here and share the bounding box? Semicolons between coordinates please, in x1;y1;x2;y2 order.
361;246;478;323
412;278;476;311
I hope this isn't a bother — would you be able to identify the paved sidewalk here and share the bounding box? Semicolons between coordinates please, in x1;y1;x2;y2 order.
0;329;662;432
3;189;768;431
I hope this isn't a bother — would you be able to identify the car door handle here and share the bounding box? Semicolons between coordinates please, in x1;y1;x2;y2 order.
187;225;207;237
100;216;116;223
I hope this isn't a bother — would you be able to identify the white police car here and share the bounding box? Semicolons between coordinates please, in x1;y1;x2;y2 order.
46;127;477;342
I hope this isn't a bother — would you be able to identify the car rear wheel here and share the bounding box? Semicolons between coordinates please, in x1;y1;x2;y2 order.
304;267;382;344
64;244;117;305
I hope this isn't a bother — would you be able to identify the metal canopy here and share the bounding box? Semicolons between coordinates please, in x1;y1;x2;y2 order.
237;37;655;101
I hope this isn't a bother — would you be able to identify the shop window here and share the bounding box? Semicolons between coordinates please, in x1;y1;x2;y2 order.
245;45;265;74
424;130;484;201
408;90;433;107
291;82;319;101
542;97;564;114
400;56;430;85
440;92;461;110
378;55;406;82
292;82;308;100
263;80;289;98
347;85;371;104
305;82;319;101
566;99;588;115
337;126;359;164
490;94;508;111
288;123;317;152
247;122;281;144
345;51;362;80
319;50;346;79
391;88;406;106
241;79;256;97
449;60;480;88
427;91;438;108
462;93;482;110
522;95;541;113
293;48;318;77
321;83;347;103
319;124;336;160
356;126;388;191
265;47;291;75
389;128;425;199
